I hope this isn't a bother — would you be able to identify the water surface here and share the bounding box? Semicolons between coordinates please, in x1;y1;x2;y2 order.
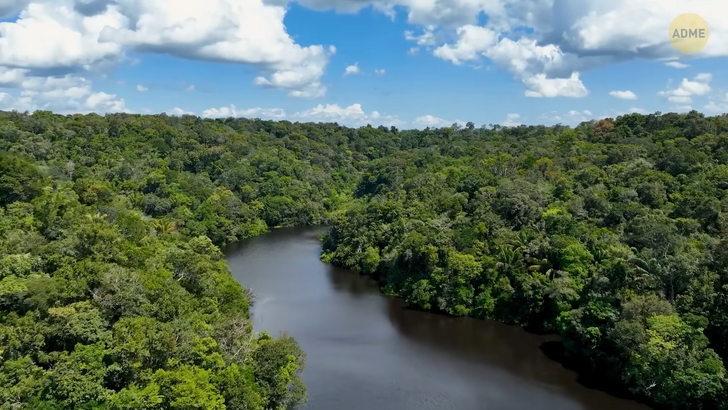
224;227;651;410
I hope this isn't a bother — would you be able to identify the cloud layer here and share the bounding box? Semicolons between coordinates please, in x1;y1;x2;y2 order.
0;0;726;115
301;0;727;97
658;73;712;110
0;0;334;103
199;103;405;127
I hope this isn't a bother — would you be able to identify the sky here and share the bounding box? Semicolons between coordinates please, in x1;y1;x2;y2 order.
0;0;726;129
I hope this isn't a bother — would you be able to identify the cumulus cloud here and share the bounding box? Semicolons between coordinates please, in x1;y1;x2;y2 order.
292;103;403;127
201;102;403;127
347;0;728;97
599;106;652;118
705;102;728;113
502;113;522;126
167;107;194;116
136;84;148;92
433;25;498;65
344;63;360;76
0;1;125;72
201;105;287;119
658;73;712;105
374;68;386;75
540;109;593;125
295;103;366;121
0;0;334;98
411;114;455;128
704;92;728;113
609;90;637;100
85;91;126;112
5;0;728;114
432;25;589;97
523;73;588;98
0;67;127;114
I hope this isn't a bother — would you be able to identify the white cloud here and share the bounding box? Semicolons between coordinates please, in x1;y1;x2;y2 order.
502;113;522;126
675;105;693;112
523;73;588;98
408;47;420;55
0;0;334;98
412;114;451;128
374;68;386;75
372;114;405;128
0;67;25;85
184;84;195;92
705;102;728;113
665;61;689;69
387;0;728;97
201;105;287;119
658;73;712;105
695;73;712;82
601;107;652;118
0;2;125;71
667;96;692;104
0;67;127;114
609;90;637;100
433;25;498;65
85;91;127;112
8;0;719;104
433;30;589;97
292;103;404;127
168;107;194;116
295;103;365;121
136;84;148;92
200;102;403;127
540;109;593;125
405;28;437;46
705;92;728;113
5;0;728;113
344;63;360;76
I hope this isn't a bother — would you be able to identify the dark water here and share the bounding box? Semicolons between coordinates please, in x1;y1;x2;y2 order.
224;227;651;410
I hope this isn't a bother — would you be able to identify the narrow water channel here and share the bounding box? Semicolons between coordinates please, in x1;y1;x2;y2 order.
224;227;652;410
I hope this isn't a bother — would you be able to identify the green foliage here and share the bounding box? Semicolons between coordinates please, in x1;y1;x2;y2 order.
0;112;314;409
4;109;728;409
322;112;728;408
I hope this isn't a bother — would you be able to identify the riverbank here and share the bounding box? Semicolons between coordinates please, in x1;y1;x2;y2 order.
225;227;652;410
319;241;656;409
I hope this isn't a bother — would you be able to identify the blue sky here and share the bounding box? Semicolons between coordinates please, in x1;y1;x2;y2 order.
0;0;727;128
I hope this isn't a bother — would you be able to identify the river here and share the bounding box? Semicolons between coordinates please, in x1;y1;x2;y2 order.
224;227;652;410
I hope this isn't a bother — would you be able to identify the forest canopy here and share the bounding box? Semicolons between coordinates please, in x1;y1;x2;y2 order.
2;109;728;409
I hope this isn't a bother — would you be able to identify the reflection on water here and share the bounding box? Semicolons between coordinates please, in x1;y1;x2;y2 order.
224;227;652;410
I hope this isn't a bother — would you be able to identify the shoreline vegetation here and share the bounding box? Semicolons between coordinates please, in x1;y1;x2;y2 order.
1;109;728;409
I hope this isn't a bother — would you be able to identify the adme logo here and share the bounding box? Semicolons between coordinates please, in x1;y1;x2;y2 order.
669;13;709;53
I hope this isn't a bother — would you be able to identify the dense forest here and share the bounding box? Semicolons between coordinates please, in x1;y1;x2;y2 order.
1;109;728;409
322;112;728;409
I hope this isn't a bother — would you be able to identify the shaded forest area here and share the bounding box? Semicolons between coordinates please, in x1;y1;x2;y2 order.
1;109;728;409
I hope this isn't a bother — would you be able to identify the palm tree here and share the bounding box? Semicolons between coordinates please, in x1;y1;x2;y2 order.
628;254;664;298
495;245;520;270
152;219;176;235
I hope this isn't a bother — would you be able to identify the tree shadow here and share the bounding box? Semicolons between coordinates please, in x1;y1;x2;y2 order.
538;341;659;409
